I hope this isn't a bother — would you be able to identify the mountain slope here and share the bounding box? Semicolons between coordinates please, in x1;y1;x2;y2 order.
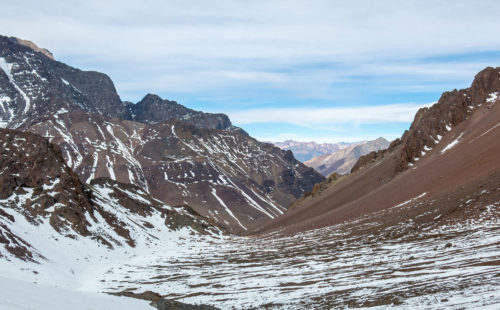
0;128;225;308
0;35;324;233
305;137;389;176
255;66;500;235
0;128;222;260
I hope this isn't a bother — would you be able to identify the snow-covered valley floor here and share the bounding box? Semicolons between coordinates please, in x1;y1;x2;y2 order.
1;190;499;309
97;202;500;309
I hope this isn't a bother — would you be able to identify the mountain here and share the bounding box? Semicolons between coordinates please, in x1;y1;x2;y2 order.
0;127;223;258
0;127;225;308
255;66;500;235
1;35;499;308
0;35;324;233
274;140;363;162
305;137;390;176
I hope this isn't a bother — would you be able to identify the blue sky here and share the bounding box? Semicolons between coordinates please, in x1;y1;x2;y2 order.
2;0;500;142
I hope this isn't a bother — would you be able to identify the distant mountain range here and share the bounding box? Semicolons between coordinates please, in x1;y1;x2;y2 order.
305;137;390;176
273;140;364;162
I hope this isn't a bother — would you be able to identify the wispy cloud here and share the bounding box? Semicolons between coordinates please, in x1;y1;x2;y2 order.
228;103;433;128
2;1;499;102
1;1;499;142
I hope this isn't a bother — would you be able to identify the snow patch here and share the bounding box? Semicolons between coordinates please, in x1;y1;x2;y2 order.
211;188;247;230
0;57;31;114
392;192;427;209
441;133;463;154
486;92;498;103
105;155;116;180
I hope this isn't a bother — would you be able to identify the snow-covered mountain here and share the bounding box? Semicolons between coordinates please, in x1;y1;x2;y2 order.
0;127;223;257
274;140;363;162
0;36;324;233
305;137;390;176
0;127;226;308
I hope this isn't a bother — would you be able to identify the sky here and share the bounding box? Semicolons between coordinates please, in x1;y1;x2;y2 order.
2;0;500;143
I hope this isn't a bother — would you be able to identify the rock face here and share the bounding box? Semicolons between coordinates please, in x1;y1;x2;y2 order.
0;35;324;233
274;140;362;162
0;128;93;237
0;128;223;261
305;138;390;176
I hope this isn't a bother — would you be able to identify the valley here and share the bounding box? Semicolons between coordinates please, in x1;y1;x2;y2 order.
0;35;499;310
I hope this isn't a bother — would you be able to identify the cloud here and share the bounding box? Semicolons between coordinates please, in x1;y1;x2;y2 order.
0;1;499;120
227;102;433;128
3;1;500;64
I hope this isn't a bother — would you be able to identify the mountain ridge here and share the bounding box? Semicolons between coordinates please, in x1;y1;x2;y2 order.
0;35;324;233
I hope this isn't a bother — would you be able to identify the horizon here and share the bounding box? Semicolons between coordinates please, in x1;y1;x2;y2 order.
2;1;500;143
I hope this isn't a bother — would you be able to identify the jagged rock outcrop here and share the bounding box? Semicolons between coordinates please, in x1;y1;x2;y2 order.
13;38;54;60
394;67;500;172
0;128;93;237
0;35;324;232
350;67;500;175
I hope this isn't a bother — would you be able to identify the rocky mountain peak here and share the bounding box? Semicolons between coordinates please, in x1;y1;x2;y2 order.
469;66;500;101
0;36;54;60
274;140;363;162
12;37;54;60
128;93;232;130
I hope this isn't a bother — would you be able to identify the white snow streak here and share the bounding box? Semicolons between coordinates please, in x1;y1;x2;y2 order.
441;133;463;154
105;155;116;180
0;57;31;114
211;188;247;230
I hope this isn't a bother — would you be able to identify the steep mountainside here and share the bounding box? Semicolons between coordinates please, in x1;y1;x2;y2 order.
305;137;389;176
0;128;222;261
0;128;225;309
0;36;324;233
274;140;362;162
256;66;500;235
